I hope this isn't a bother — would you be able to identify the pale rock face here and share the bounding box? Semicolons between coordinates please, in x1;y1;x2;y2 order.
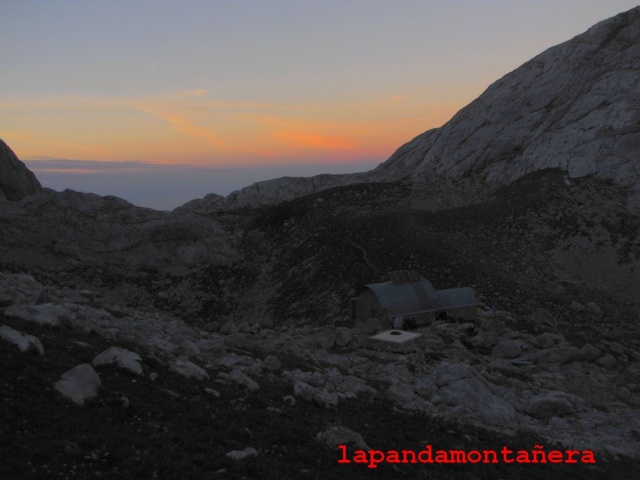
0;139;43;201
54;364;102;405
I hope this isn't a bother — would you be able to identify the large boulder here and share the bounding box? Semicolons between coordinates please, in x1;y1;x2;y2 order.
54;364;101;405
0;325;44;355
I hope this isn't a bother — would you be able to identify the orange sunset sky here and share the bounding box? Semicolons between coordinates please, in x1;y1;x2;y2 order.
1;1;638;208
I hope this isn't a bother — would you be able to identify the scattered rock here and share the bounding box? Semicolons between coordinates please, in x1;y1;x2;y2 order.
228;368;260;392
586;302;601;314
481;317;505;334
92;346;144;375
0;273;43;306
570;301;586;312
4;303;70;327
0;325;44;355
293;381;338;407
226;447;258;461
54;364;101;405
169;358;209;381
469;331;500;350
524;392;575;419
316;426;370;450
262;355;282;373
609;342;625;355
533;346;579;366
334;327;353;347
354;317;384;335
337;375;377;399
596;354;617;370
431;361;474;387
527;309;558;333
204;387;221;398
219;319;240;335
387;383;433;412
311;350;351;370
491;339;524;359
578;343;601;362
414;376;438;400
219;353;254;368
432;376;516;426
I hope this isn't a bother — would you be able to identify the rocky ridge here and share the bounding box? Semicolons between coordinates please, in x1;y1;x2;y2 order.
0;188;238;275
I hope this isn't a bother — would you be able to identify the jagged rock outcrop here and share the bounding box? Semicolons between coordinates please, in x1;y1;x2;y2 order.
0;139;43;201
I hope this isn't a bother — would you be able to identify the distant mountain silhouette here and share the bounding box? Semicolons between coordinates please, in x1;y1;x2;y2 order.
0;139;43;201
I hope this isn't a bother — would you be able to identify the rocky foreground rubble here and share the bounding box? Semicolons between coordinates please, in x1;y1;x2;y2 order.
2;272;639;462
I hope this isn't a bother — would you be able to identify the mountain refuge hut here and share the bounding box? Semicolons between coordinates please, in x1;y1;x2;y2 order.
350;270;477;328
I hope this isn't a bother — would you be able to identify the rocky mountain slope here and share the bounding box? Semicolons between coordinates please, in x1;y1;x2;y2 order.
372;6;640;212
183;6;639;212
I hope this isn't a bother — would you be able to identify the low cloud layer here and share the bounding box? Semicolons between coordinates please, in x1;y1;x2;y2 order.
24;159;376;211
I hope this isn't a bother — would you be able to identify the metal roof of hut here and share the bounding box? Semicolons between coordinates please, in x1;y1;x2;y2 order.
363;270;476;318
364;273;435;318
